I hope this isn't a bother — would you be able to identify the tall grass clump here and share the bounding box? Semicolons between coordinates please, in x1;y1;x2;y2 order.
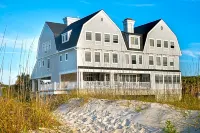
0;96;60;133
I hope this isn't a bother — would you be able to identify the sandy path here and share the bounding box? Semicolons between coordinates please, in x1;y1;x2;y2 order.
54;98;200;133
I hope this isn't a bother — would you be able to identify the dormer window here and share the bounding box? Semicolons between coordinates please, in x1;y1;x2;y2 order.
62;30;72;43
131;37;139;45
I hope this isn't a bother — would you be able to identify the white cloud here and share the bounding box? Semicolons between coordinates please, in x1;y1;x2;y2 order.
80;0;91;4
114;2;155;7
182;50;197;58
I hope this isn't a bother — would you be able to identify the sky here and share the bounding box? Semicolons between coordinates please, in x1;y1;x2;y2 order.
0;0;200;84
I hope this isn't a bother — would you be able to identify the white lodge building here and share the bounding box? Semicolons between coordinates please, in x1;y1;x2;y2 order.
31;10;182;95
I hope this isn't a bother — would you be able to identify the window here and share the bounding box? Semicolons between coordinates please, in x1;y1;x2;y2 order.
113;35;118;43
42;60;45;67
85;51;91;62
131;37;139;45
155;75;159;83
150;39;154;47
164;75;168;84
164;41;168;48
114;74;118;81
126;75;129;82
38;61;41;67
168;75;172;84
173;75;176;84
157;40;161;47
104;53;109;63
104;34;110;42
62;34;65;43
149;56;154;65
177;75;180;83
159;75;163;83
61;33;68;43
65;53;68;61
47;58;50;69
60;55;62;62
131;55;136;64
95;52;100;62
171;41;175;48
139;55;142;64
163;57;167;66
95;33;101;41
125;54;129;64
170;60;174;66
130;75;136;82
113;53;118;63
86;32;92;40
156;57;161;66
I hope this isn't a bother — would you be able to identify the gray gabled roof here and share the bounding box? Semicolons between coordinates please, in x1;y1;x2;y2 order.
47;10;101;51
46;22;67;37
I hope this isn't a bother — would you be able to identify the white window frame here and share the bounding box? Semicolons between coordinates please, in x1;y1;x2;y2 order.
65;53;68;61
170;41;175;49
164;40;169;48
113;34;119;44
130;36;140;45
149;38;155;48
85;31;92;41
62;33;67;43
104;52;110;63
149;55;154;65
125;54;129;64
156;39;162;48
85;51;92;62
60;54;62;62
131;54;137;64
156;56;161;66
163;56;168;66
95;32;102;43
169;57;174;67
104;33;111;44
112;53;118;64
94;51;101;63
138;55;142;65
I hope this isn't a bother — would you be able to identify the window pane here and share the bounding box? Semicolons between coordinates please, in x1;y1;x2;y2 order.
104;34;110;42
157;40;161;47
150;39;154;47
156;57;161;66
149;56;154;65
65;54;68;61
95;33;101;41
163;57;167;66
170;61;174;66
47;59;50;68
113;54;118;63
125;54;129;64
95;52;100;62
139;55;142;64
164;41;168;48
114;74;118;81
135;37;139;45
126;75;129;82
164;75;168;84
104;53;109;63
130;75;136;82
131;37;134;45
177;75;180;83
159;75;163;83
60;55;62;62
155;75;159;83
85;52;91;62
113;35;118;43
131;55;136;64
86;32;92;40
168;75;172;84
173;75;176;84
171;42;175;48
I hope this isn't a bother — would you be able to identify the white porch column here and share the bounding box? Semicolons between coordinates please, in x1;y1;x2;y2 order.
38;79;41;91
32;80;35;92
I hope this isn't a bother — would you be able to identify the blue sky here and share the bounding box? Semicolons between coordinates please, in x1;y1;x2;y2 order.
0;0;200;84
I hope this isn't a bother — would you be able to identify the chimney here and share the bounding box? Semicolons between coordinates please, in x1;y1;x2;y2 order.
63;17;80;26
123;18;135;33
